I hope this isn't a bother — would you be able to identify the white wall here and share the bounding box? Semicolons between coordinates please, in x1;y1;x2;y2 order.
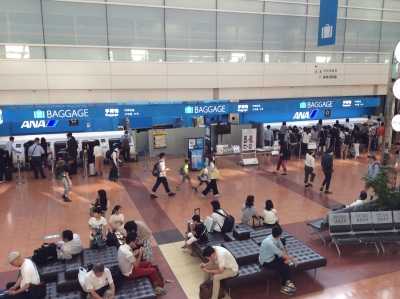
0;60;390;104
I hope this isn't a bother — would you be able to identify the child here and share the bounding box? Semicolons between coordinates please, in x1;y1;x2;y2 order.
109;205;124;230
89;207;107;249
176;158;197;192
196;162;209;189
181;215;208;256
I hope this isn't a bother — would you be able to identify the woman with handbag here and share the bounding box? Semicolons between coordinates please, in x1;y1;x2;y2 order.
93;139;104;176
263;200;279;225
201;154;219;198
89;189;110;219
241;195;261;225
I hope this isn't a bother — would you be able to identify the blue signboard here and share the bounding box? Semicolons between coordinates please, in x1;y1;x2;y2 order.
318;0;338;47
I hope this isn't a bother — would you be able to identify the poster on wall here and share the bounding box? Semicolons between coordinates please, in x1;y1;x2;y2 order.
241;128;257;152
153;131;167;149
188;137;205;171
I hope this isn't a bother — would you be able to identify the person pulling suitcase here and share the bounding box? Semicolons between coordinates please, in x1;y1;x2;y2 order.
28;138;47;179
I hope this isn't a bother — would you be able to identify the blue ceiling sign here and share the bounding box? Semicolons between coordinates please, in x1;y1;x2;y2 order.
318;0;338;47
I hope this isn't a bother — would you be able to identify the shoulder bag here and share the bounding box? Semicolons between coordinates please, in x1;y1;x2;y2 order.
247;215;264;227
29;262;47;299
209;169;220;180
29;145;38;162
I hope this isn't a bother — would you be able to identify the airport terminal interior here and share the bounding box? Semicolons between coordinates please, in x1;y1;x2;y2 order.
1;0;400;298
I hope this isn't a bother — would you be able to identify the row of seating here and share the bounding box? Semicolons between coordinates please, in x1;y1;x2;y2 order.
192;224;327;296
329;211;400;255
34;247;157;299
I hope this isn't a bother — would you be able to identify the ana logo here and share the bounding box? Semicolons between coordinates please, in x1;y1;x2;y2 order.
105;109;119;117
0;109;3;125
185;106;194;114
299;102;307;109
34;110;45;119
21;120;58;129
343;100;352;107
293;110;319;120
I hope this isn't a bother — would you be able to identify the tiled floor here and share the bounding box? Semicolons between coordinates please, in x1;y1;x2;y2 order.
0;148;399;298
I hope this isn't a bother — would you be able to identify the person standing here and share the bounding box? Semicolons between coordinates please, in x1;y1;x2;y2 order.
320;148;333;194
264;125;274;146
28;138;46;179
109;146;122;182
301;128;311;157
63;133;78;175
274;140;288;176
0;146;5;184
58;157;74;202
40;137;48;169
230;117;238;125
150;153;175;198
93;140;104;176
85;263;115;299
201;154;219;197
259;226;298;295
344;118;353;134
120;130;132;162
353;126;362;158
341;127;351;159
304;150;316;188
318;127;327;154
3;252;40;299
364;154;379;192
279;122;287;143
5;136;21;170
376;123;384;150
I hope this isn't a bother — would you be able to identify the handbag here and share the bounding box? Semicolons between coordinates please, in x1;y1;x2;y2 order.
272;210;279;223
29;262;46;299
247;215;264;227
209;169;220;180
78;267;88;292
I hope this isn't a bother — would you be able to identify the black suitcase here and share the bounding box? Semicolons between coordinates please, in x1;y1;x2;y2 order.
370;137;377;151
5;167;12;181
109;166;118;182
187;208;201;233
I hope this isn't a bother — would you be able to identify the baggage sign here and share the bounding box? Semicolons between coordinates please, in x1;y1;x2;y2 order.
318;0;338;47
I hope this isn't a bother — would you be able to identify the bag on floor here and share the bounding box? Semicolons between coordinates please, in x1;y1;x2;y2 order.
247;215;264;227
349;147;356;156
147;264;164;288
109;265;123;291
5;167;12;181
78;267;88;292
199;280;225;299
89;163;95;176
32;243;58;265
109;166;118;182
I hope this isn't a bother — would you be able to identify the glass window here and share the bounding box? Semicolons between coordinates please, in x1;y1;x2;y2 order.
305;52;343;63
217;51;262;63
264;15;306;51
166;50;216;62
217;12;263;50
42;1;107;46
379;22;400;53
107;5;164;48
264;52;304;63
265;2;307;15
384;0;400;10
45;47;109;60
347;8;382;20
0;0;44;44
218;0;263;13
109;48;165;62
0;45;45;59
107;0;164;5
343;53;378;63
348;0;383;9
305;18;345;52
166;0;216;9
308;6;346;18
165;9;216;49
344;20;381;53
382;10;400;22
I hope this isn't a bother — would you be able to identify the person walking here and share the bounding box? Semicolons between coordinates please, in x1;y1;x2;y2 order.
120;130;132;162
264;125;274;146
320;148;333;194
63;133;78;175
93;140;104;176
201;154;219;198
28;138;46;179
58;157;74;202
301;128;311;157
304;150;316;188
40;137;49;169
176;158;197;192
150;153;175;198
5;136;21;170
274;140;287;175
279;122;287;143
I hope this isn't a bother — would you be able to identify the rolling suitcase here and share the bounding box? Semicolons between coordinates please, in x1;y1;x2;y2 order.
187;208;201;233
89;163;96;176
370;137;377;151
109;166;118;182
5;167;12;181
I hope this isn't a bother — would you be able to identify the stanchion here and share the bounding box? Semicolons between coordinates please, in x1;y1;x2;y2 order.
15;156;25;185
49;159;57;181
142;147;151;172
82;156;89;179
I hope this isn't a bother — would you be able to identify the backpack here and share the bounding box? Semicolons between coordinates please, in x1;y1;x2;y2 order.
122;136;130;150
152;162;160;177
109;265;124;291
198;168;206;180
344;133;351;145
32;243;58;265
214;211;235;233
179;164;186;175
194;223;208;242
55;160;66;179
91;228;107;249
106;149;113;160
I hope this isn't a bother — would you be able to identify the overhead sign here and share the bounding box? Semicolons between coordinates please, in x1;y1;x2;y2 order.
185;105;226;114
392;114;400;132
293;109;319;120
0;109;3;124
318;0;338;47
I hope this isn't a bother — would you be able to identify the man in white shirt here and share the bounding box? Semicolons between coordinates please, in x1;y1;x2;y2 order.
118;232;166;295
85;263;115;299
263;125;274;146
344;118;354;133
4;252;40;299
347;191;368;207
5;137;22;169
150;153;175;198
304;150;316;188
57;230;83;260
200;246;239;299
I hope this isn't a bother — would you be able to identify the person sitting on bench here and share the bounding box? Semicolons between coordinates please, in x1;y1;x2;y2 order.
85;263;115;299
57;230;83;260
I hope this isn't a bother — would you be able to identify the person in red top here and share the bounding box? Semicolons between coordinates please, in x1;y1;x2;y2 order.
376;123;384;150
